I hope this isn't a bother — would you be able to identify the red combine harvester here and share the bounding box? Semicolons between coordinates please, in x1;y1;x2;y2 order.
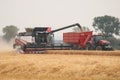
13;23;113;53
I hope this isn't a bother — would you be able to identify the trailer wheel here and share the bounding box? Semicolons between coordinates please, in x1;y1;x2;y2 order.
96;46;102;50
85;44;94;50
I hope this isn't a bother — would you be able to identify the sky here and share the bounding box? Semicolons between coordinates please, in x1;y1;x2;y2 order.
0;0;120;39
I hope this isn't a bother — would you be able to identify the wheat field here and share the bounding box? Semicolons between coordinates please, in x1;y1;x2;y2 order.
0;50;120;80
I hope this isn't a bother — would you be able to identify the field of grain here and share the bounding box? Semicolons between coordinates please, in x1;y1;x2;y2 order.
0;50;120;80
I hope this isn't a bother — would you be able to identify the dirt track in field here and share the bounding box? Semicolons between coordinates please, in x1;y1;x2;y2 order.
0;50;120;80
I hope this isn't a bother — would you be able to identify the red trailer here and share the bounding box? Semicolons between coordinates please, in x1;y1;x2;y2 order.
63;31;93;48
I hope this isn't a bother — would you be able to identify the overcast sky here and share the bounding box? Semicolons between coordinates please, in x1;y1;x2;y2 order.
0;0;120;39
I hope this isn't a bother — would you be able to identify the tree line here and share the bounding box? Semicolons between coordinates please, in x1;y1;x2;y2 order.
2;15;120;49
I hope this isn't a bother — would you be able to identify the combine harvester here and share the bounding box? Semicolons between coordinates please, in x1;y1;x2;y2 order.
13;23;113;53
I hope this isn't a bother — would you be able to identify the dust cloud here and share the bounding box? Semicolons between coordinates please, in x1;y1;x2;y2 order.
0;38;14;53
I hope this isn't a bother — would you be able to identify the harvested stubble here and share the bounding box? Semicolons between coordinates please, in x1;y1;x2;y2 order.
0;51;120;80
46;50;120;56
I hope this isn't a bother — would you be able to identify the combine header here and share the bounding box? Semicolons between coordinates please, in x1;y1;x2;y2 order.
13;23;113;53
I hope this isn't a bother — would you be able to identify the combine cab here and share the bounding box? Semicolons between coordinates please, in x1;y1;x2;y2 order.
13;23;113;53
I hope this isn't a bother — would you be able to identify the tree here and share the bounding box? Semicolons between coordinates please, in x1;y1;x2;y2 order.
106;37;120;50
2;25;19;42
93;15;120;37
